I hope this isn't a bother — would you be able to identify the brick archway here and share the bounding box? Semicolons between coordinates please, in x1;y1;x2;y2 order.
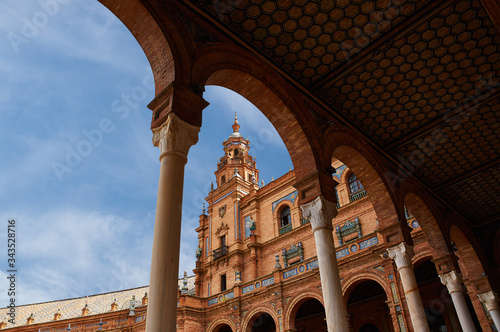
342;276;393;332
341;271;391;304
450;225;485;280
285;290;325;332
400;183;452;264
193;45;332;202
325;130;411;246
241;306;278;332
100;0;194;92
207;319;236;332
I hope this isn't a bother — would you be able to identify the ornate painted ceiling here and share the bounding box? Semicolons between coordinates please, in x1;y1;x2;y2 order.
176;0;499;228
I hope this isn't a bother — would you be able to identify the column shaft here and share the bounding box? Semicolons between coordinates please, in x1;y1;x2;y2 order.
145;113;200;332
450;292;476;332
439;271;476;332
387;242;430;332
301;196;348;332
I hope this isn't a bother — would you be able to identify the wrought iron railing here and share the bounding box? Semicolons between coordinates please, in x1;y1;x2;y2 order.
300;218;310;225
349;189;367;202
213;245;229;260
279;223;293;235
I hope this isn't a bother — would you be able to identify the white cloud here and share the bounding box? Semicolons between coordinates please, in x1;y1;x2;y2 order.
0;210;153;306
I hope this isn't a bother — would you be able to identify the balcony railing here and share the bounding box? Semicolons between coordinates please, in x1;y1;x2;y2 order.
279;223;293;235
301;218;310;225
349;189;367;203
213;245;229;260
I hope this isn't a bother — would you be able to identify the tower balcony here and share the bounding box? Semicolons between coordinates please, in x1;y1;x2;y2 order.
213;245;229;260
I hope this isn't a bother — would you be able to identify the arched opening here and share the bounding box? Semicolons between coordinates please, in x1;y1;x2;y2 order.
294;298;327;332
348;173;364;194
359;323;380;332
345;280;392;332
280;206;292;228
328;142;406;244
246;312;276;332
214;324;233;332
414;259;462;332
449;225;490;330
402;192;451;260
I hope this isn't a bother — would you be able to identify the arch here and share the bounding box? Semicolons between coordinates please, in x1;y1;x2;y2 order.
343;278;392;332
341;271;391;305
412;249;434;267
279;205;292;228
400;183;452;261
100;0;194;92
348;172;364;194
449;225;485;280
325;130;410;245
359;323;380;332
192;45;326;195
294;298;327;332
285;290;324;332
207;319;236;332
242;307;278;332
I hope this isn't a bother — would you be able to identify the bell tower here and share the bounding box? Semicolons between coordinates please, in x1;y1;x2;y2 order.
215;113;259;187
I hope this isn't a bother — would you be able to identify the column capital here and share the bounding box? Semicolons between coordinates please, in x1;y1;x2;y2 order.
478;291;500;311
300;195;337;232
152;112;200;163
439;270;463;294
387;242;414;269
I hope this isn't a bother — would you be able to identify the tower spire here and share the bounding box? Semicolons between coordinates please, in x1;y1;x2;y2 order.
232;112;240;134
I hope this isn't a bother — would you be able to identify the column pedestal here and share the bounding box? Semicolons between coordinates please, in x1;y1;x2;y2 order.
145;113;200;332
301;196;348;332
439;270;476;332
387;242;430;332
478;291;500;330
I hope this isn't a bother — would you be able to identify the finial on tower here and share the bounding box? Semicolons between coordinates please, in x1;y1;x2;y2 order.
232;112;240;134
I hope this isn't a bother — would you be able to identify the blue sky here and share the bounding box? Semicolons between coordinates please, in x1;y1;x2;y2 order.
0;1;292;305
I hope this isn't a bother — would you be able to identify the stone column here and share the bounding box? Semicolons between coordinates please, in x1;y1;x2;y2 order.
301;195;348;332
478;291;500;330
439;271;476;332
387;242;430;332
145;113;200;332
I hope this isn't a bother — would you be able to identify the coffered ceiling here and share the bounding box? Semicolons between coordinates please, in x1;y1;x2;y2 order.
176;0;499;227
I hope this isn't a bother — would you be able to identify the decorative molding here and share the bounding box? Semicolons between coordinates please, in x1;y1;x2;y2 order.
151;113;200;162
439;270;463;294
300;195;337;233
387;242;414;270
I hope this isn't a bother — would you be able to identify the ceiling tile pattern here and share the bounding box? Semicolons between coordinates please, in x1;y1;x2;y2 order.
320;0;500;146
193;0;424;85
439;165;500;224
394;97;500;186
185;0;500;226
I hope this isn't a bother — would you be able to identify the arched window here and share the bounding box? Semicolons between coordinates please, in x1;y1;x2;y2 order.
280;206;291;228
221;175;226;185
348;173;364;194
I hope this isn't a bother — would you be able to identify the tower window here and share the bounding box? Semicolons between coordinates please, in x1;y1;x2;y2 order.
348;173;364;194
280;206;291;228
220;274;227;292
221;175;226;185
234;149;239;157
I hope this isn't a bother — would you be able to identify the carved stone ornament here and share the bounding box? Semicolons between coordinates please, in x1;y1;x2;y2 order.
300;195;337;233
387;242;415;269
439;270;463;294
152;113;200;162
219;205;226;218
478;291;500;311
